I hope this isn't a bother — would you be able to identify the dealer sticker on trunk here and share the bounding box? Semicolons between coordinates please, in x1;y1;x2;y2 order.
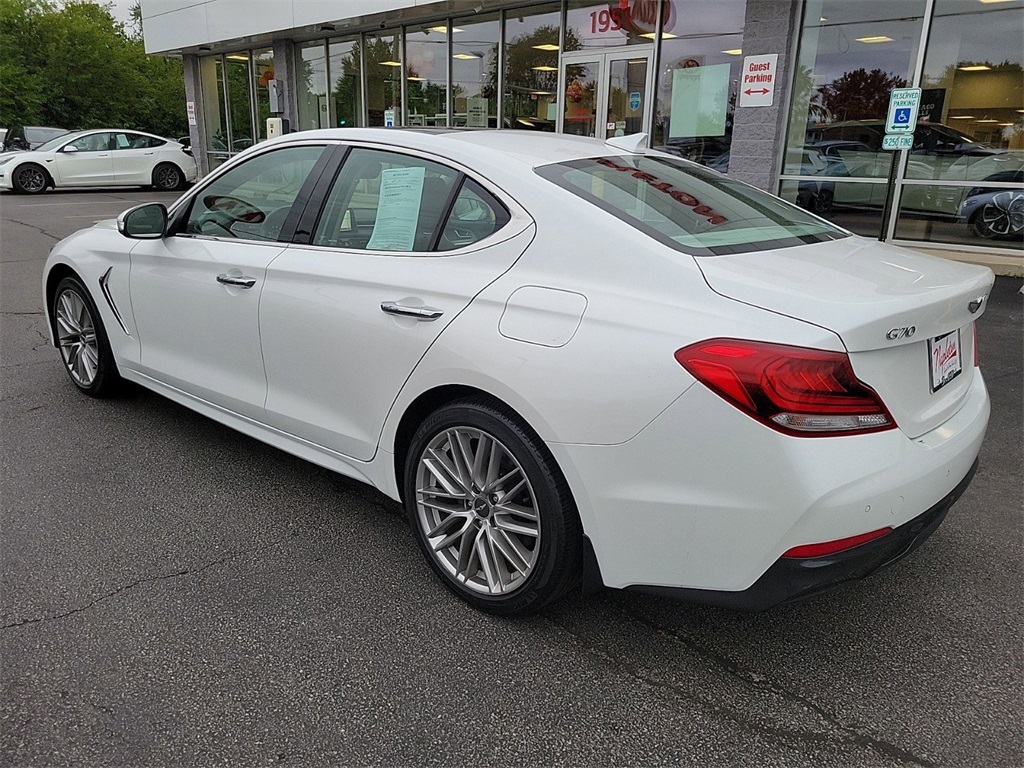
929;330;962;393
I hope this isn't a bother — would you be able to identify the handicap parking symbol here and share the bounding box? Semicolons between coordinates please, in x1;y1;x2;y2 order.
894;108;911;125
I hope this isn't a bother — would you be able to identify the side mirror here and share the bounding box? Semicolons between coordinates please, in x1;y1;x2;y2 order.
61;145;79;154
117;203;168;239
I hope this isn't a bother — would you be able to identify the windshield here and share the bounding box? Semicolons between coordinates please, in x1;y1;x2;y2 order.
32;129;75;151
536;155;849;257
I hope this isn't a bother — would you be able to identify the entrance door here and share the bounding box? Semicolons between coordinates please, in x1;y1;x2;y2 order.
559;49;653;139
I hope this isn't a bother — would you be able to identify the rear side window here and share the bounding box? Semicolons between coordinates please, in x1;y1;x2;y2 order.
115;133;164;150
312;149;460;252
182;145;325;241
436;179;510;252
535;155;849;256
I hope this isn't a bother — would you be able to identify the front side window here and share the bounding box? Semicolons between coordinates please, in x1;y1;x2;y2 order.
67;133;112;152
312;148;460;251
182;146;325;241
537;155;848;256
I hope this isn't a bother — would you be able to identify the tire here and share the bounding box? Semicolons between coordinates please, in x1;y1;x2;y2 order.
404;397;582;616
12;163;48;194
152;163;183;191
970;192;1024;240
51;276;121;397
813;188;834;214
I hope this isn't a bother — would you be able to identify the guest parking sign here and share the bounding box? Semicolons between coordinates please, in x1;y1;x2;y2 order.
739;54;778;107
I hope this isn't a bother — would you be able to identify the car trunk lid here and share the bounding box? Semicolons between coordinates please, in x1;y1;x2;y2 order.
693;236;994;439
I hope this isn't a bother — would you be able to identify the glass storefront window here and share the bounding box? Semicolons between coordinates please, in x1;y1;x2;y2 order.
565;0;649;49
895;181;1024;246
905;0;1023;181
451;13;499;128
652;0;745;166
200;56;228;156
253;49;273;140
329;37;362;128
405;24;449;126
779;179;885;238
365;31;403;127
503;2;561;131
297;41;329;130
784;0;926;177
226;54;254;151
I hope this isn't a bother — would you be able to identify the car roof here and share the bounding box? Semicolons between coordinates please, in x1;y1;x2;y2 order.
279;128;634;168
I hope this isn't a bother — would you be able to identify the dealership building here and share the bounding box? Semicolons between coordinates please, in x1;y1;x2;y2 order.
139;0;1024;271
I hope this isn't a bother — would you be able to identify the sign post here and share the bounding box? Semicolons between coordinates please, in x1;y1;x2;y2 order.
878;87;921;241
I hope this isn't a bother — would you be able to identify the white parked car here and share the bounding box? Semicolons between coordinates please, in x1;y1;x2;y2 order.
42;129;992;615
0;128;197;194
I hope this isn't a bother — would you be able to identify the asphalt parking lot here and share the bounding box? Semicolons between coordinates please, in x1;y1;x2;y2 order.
1;188;1021;767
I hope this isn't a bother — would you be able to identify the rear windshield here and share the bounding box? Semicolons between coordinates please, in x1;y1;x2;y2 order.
535;155;849;256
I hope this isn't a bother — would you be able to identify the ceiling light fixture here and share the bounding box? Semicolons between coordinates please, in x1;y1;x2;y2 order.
531;65;558;71
721;49;743;55
430;25;464;33
975;118;999;123
453;52;482;59
947;115;974;119
640;32;678;39
532;43;560;51
855;36;894;43
958;65;992;71
379;60;402;66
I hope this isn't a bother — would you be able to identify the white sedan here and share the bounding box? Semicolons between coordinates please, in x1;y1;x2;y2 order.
0;128;197;194
41;128;992;615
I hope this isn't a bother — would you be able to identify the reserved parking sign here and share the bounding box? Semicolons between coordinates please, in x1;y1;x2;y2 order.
886;88;921;133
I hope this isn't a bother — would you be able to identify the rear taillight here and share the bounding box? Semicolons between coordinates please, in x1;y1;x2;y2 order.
782;527;892;558
973;323;979;367
675;338;895;437
182;147;193;157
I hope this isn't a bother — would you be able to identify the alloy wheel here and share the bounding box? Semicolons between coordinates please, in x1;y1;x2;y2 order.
155;165;180;190
414;427;541;595
977;191;1024;238
55;289;100;387
17;166;46;193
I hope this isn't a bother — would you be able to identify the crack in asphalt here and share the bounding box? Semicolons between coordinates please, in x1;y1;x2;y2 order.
546;609;935;767
3;217;63;242
1;540;284;631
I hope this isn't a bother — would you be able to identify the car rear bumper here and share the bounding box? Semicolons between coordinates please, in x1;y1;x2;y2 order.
627;458;977;610
549;370;989;600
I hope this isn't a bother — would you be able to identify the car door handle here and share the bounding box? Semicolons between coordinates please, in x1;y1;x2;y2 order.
380;301;444;321
217;274;257;289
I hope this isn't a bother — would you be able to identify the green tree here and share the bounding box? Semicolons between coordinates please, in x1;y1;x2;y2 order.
817;68;908;122
0;0;186;137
